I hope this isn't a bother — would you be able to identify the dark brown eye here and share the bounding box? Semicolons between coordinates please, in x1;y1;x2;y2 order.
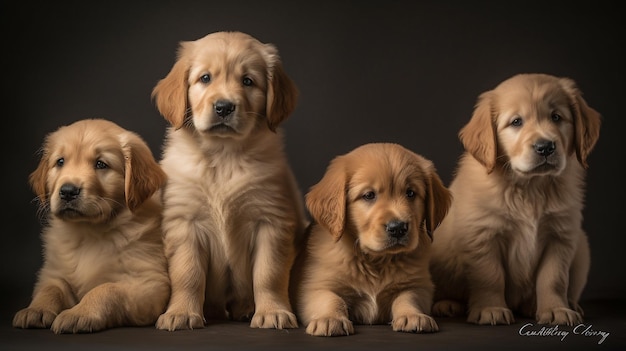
511;117;523;127
551;112;562;122
406;189;416;198
56;158;64;167
95;160;108;169
362;191;376;201
200;74;211;83
242;77;253;86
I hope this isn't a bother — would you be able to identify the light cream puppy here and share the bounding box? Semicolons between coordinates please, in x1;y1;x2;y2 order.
13;118;170;334
152;31;307;331
430;73;601;326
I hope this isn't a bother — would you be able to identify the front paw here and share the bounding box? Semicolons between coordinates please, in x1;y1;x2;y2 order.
156;311;205;331
392;313;439;333
250;309;298;329
227;300;254;322
537;307;582;326
432;300;465;317
13;307;57;329
305;316;354;336
468;306;514;325
50;309;106;334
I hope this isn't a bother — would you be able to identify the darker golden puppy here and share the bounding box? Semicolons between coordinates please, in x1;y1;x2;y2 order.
430;73;602;326
292;143;451;336
13;118;170;334
152;31;307;331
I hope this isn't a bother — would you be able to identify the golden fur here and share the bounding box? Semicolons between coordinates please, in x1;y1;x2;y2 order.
292;143;451;336
430;73;602;326
152;31;307;331
13;118;170;333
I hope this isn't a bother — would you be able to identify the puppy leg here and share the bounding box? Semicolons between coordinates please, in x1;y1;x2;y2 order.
568;233;590;316
156;222;208;331
466;243;515;325
391;289;439;333
226;259;255;322
432;300;466;317
431;257;467;317
535;236;584;326
51;280;169;334
249;223;298;329
302;290;354;336
13;280;75;329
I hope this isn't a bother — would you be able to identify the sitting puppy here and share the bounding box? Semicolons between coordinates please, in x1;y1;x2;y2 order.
13;118;170;334
152;31;307;331
292;143;451;336
429;73;602;326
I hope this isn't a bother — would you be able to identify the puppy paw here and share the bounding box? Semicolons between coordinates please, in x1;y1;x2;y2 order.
227;301;254;322
305;317;354;336
155;311;205;331
13;307;57;329
392;313;439;333
250;309;298;329
569;300;585;316
536;307;582;326
50;309;106;334
432;300;465;317
467;306;514;325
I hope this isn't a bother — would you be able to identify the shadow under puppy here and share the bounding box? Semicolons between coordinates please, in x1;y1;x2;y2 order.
430;73;601;326
291;143;451;336
13;118;170;334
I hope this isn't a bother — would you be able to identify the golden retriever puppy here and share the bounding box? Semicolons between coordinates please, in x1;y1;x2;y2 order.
430;73;602;326
292;143;451;336
151;31;307;331
13;118;170;334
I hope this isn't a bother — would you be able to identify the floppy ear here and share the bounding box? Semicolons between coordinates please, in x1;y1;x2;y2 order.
559;78;602;169
423;163;452;238
459;91;498;173
151;42;192;129
120;132;167;212
264;44;298;132
29;142;51;206
305;156;347;241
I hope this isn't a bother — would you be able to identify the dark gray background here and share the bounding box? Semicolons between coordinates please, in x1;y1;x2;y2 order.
2;0;623;316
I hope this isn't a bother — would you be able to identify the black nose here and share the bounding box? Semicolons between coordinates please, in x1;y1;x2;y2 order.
59;184;80;201
214;100;235;118
534;139;556;157
386;220;408;238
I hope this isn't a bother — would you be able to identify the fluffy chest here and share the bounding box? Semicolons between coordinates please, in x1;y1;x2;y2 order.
43;222;129;296
163;132;285;206
310;231;428;323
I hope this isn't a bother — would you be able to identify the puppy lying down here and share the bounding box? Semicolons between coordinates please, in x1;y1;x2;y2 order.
291;143;451;336
13;118;170;333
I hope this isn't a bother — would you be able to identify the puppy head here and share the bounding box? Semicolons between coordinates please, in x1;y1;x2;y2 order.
459;73;601;175
29;119;166;223
151;31;298;139
306;143;451;255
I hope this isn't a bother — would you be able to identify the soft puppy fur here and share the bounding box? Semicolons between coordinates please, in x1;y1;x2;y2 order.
152;31;307;331
13;118;170;334
430;73;601;326
292;143;451;336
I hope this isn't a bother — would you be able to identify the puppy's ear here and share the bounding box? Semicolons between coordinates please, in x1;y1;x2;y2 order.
152;42;192;129
423;164;452;238
120;132;167;212
264;44;298;132
29;142;51;206
305;157;347;241
459;91;498;173
560;78;602;169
